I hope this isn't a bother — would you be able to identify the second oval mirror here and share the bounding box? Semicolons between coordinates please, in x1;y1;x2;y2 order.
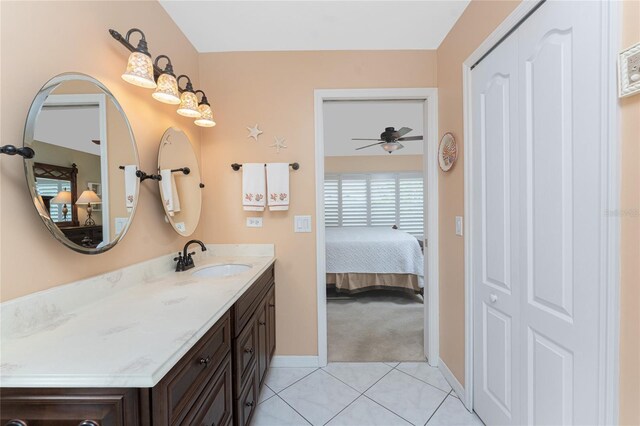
158;127;202;236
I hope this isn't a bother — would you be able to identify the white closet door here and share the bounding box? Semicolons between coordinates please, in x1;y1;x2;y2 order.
472;1;606;425
471;32;521;426
516;1;603;424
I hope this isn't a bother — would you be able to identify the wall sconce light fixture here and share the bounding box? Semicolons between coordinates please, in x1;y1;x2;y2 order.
194;90;216;127
120;29;156;89
176;75;202;118
152;55;180;105
109;28;215;127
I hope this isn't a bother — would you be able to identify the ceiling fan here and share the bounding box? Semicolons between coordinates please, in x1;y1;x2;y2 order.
352;127;423;153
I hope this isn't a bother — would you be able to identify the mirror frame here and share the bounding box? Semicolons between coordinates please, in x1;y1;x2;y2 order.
23;73;140;254
157;127;202;237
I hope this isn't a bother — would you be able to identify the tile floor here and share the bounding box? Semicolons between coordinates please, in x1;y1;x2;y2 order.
251;362;484;426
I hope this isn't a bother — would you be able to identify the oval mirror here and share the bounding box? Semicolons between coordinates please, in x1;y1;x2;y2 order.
157;127;202;236
23;73;139;254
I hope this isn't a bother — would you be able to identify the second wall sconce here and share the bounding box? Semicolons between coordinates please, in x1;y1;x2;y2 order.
110;28;216;128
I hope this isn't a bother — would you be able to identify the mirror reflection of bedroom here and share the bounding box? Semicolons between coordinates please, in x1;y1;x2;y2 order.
323;99;426;362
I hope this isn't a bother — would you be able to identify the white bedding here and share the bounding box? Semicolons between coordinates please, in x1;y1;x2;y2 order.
325;227;424;287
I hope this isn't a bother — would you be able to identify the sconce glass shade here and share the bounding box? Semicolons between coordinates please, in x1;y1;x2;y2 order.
152;73;180;105
177;91;202;118
194;104;216;127
122;51;157;89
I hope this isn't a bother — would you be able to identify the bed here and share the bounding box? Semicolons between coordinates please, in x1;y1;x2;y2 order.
325;227;424;294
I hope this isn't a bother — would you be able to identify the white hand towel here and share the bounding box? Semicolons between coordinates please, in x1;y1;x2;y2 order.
124;165;137;213
160;169;182;216
267;163;290;211
242;163;266;211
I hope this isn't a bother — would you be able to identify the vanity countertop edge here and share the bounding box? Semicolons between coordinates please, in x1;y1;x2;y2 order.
0;244;276;389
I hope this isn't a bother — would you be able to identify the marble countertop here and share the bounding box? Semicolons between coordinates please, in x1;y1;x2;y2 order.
0;244;275;388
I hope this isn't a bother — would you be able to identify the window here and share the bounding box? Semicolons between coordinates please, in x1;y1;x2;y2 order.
324;172;424;236
36;177;68;222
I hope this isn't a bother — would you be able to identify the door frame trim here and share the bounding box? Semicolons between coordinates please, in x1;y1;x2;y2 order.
314;88;439;367
462;1;621;423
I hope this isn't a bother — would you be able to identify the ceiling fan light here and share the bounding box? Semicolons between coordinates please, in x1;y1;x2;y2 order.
121;51;156;89
382;142;401;152
152;73;181;104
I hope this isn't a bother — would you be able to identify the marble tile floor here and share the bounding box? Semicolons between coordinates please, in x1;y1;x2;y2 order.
251;362;484;426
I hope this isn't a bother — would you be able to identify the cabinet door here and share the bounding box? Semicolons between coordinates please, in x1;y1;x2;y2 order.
266;286;276;359
234;317;258;392
256;300;269;385
182;355;233;426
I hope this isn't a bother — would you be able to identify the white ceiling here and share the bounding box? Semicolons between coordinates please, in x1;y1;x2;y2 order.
159;1;470;53
323;100;424;157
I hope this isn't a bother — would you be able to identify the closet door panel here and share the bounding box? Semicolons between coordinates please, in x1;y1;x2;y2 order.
517;1;603;424
471;32;521;426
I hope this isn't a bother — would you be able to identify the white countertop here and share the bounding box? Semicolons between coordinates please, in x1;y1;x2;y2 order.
0;244;275;388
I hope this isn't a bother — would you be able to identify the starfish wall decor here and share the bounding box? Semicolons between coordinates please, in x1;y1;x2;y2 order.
270;136;287;153
247;124;263;141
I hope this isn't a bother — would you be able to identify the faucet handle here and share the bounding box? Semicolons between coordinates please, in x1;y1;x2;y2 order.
173;252;183;262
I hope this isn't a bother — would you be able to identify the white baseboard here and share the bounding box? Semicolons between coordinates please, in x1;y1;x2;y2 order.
439;358;469;409
270;356;320;368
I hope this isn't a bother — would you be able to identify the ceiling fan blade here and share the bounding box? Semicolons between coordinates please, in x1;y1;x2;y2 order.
397;136;423;141
396;127;412;137
356;142;384;150
352;138;383;141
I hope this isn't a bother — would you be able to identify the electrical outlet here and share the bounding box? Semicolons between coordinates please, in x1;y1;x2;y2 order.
294;215;312;233
246;217;263;228
455;216;463;236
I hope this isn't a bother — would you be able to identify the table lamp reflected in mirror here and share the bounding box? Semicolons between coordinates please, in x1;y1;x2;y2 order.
51;189;72;221
76;190;101;226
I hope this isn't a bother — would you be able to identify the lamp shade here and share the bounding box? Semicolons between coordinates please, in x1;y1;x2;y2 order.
76;190;102;205
51;190;72;204
177;91;202;118
194;103;216;127
122;51;157;89
152;73;180;104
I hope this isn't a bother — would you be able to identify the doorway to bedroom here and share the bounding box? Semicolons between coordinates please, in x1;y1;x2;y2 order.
314;88;439;366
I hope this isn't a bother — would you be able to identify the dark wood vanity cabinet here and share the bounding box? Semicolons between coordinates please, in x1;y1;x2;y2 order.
0;265;276;426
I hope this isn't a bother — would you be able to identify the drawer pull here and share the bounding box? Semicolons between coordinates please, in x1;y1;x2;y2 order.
259;321;266;326
245;401;254;407
6;420;28;426
268;303;275;307
199;356;211;366
79;421;99;426
244;347;254;354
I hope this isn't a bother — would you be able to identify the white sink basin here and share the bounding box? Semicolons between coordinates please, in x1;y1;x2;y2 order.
192;264;251;278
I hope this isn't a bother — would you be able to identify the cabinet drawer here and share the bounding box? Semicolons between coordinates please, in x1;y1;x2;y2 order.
181;354;233;426
234;366;258;426
0;388;140;426
233;317;258;391
153;311;231;425
266;285;276;359
233;266;274;337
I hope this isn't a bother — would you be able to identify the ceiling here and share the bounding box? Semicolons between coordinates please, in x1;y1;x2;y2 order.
159;1;470;53
323;100;424;157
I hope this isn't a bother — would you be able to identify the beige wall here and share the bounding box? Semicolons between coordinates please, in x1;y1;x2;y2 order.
619;2;640;424
436;0;520;385
325;155;423;174
199;50;437;355
0;1;204;301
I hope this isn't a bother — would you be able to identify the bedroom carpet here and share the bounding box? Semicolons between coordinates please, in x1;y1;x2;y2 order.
327;290;425;362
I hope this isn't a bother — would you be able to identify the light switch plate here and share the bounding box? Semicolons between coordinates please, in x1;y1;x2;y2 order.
455;216;463;236
294;215;312;233
114;217;128;235
246;217;263;228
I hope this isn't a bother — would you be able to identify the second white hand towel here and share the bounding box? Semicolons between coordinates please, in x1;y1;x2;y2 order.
267;163;290;211
160;169;181;216
242;163;266;211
